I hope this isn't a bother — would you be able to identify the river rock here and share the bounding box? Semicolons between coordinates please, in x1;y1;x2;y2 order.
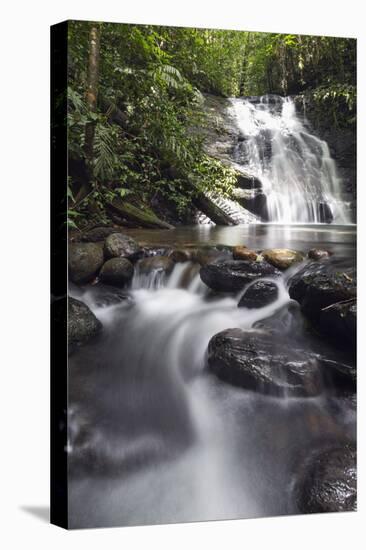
104;232;140;260
99;258;134;287
168;249;192;263
308;248;332;261
207;328;323;397
80;226;120;242
137;255;175;275
295;444;356;513
262;248;304;270
69;242;104;284
289;264;356;320
319;299;356;350
68;297;102;345
200;260;281;292
238;281;279;309
195;247;232;266
233;246;258;261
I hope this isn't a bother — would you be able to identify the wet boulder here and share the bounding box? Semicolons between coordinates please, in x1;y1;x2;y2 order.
137;255;175;275
80;226;120;242
104;232;140;260
308;248;332;261
238;281;279;309
68;297;102;345
295;444;356;513
195;246;233;267
319;299;356;350
262;248;304;270
168;249;193;263
289;264;356;320
207;329;323;397
69;242;104;284
99;258;134;287
233;246;258;261
200;260;281;292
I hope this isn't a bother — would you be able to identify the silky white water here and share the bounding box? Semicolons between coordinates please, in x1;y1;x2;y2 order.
68;255;355;527
230;96;349;224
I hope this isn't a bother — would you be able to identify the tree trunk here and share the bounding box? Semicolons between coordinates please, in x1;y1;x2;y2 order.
84;24;100;164
75;24;101;204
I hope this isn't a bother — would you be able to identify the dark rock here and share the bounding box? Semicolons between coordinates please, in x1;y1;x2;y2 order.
262;248;304;270
238;281;279;309
237;190;269;220
80;226;120;242
308;248;332;261
236;173;263;190
168;249;192;263
69;242;104;284
319;299;356;350
295;444;356;513
200;260;281;292
195;247;233;266
99;258;134;287
318;202;333;223
68;297;102;345
289;265;356;320
207;329;323;397
233;246;258;261
137;255;175;275
104;232;140;260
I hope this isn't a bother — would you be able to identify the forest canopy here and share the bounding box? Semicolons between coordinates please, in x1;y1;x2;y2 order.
66;21;356;229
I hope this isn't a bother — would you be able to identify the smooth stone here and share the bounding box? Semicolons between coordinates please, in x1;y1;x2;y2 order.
168;249;192;263
207;328;323;397
233;246;258;261
69;242;104;284
308;248;332;260
295;444;356;513
200;260;281;292
80;226;120;242
262;248;304;270
68;297;102;345
104;232;140;259
238;280;279;309
99;258;134;287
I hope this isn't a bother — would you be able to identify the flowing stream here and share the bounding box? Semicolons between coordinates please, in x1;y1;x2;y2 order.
68;225;356;528
229;96;349;224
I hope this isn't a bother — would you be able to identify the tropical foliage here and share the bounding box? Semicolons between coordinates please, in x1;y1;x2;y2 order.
67;22;356;228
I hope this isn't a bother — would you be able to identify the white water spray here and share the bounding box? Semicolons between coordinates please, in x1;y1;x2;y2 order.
230;95;349;224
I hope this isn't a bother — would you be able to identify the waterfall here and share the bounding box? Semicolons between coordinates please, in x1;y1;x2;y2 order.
229;95;349;224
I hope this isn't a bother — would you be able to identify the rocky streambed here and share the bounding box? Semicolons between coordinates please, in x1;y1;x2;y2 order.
65;224;356;527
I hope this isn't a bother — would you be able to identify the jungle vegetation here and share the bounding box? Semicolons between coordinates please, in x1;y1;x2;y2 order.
66;21;356;229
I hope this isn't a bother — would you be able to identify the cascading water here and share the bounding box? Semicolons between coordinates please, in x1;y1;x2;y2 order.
68;255;355;528
229;95;349;224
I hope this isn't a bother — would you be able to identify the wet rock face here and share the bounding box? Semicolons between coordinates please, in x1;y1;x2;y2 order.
99;258;134;287
104;232;140;260
295;444;357;513
207;329;323;397
68;297;102;346
238;281;279;309
137;255;175;275
319;300;356;349
69;243;104;284
200;260;281;292
289;264;356;320
262;248;304;270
